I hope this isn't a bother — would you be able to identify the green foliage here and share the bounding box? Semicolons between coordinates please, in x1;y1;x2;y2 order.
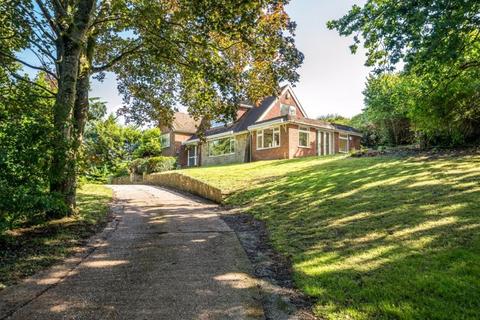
80;113;173;181
128;156;176;175
2;0;303;214
80;113;141;182
327;0;480;74
134;128;163;158
330;1;480;147
0;72;59;230
316;114;351;126
361;73;414;146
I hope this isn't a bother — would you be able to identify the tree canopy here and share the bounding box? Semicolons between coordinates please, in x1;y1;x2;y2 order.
0;0;303;213
327;0;480;74
330;0;480;147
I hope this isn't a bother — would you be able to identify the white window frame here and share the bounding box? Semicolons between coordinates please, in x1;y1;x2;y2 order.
280;104;296;116
298;126;310;148
188;145;197;166
208;137;235;157
256;127;281;150
160;133;170;148
339;133;349;153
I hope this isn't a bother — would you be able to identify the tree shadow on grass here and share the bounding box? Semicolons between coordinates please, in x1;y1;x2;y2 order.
226;155;480;319
0;186;112;289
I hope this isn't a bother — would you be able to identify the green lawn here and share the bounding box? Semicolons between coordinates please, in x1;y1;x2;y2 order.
180;155;480;319
0;184;112;290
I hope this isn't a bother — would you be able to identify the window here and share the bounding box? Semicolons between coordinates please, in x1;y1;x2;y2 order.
298;126;310;147
257;127;280;149
160;133;170;148
280;104;296;116
208;137;235;156
339;133;349;153
188;146;197;166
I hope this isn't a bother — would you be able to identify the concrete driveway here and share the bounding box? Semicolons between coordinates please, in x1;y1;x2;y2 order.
0;185;264;320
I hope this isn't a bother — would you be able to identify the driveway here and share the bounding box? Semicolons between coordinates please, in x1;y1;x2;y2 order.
0;185;264;320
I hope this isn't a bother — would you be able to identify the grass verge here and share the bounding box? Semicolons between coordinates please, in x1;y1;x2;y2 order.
0;184;112;290
180;155;480;319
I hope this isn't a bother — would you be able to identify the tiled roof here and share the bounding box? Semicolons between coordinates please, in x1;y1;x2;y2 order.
188;95;277;140
332;123;362;134
171;112;201;134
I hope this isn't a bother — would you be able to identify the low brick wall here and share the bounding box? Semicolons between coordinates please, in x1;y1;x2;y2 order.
110;172;224;204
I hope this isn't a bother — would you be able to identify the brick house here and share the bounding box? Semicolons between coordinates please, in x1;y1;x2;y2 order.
175;85;362;167
159;112;201;167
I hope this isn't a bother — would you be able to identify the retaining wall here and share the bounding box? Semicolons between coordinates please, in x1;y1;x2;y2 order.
110;172;224;204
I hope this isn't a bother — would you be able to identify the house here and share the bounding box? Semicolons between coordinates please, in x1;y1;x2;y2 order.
159;112;201;167
175;85;361;167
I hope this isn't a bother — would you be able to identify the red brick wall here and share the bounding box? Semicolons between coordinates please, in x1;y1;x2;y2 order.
288;124;317;158
161;132;193;161
349;135;361;151
236;106;250;120
251;124;319;161
261;89;306;121
251;125;290;161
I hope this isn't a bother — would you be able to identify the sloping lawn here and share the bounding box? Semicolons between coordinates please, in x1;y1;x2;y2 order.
0;184;112;290
180;155;480;319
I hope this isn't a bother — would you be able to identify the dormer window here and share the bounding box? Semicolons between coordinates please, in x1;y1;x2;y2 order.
280;104;296;116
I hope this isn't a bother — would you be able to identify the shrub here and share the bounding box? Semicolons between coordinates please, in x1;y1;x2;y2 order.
144;156;176;173
111;162;130;177
128;156;176;175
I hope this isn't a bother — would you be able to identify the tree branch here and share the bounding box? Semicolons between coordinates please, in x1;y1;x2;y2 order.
0;50;58;79
34;0;61;35
18;3;57;42
92;44;142;73
4;65;56;97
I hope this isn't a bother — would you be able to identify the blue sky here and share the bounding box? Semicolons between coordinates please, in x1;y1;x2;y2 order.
90;1;370;119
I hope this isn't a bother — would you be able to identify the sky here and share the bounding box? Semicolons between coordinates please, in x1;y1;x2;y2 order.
90;0;370;119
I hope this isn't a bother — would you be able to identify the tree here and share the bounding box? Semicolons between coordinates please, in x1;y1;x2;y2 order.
1;0;303;214
0;72;61;228
134;128;163;158
316;114;351;126
327;0;480;75
362;73;415;146
329;0;480;147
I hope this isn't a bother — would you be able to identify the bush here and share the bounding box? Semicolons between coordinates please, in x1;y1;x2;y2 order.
128;156;176;175
111;162;130;177
144;156;176;173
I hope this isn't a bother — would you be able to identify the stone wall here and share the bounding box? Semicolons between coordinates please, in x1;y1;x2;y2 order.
110;172;224;203
200;133;248;166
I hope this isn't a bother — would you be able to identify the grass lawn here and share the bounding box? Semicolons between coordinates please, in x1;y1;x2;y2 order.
0;184;112;290
180;155;480;319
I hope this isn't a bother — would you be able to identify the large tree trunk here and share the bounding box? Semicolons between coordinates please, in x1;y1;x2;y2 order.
69;57;93;206
49;39;82;216
49;0;96;216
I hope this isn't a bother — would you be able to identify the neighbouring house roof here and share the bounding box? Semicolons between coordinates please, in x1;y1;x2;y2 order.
332;123;362;135
170;112;201;134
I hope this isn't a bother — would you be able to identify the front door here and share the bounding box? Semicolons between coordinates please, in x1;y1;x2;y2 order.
188;146;197;167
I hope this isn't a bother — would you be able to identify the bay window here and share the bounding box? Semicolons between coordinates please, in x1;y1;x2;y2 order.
208;137;235;156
